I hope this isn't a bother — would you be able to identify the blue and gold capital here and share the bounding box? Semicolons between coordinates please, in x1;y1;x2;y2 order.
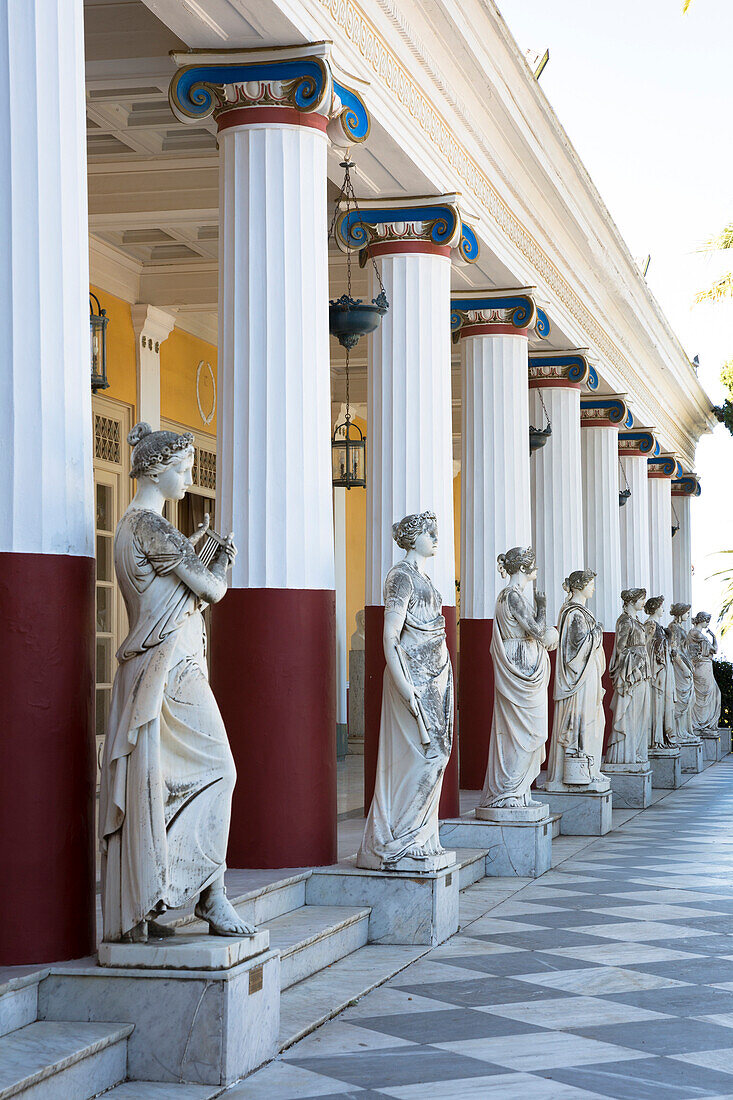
528;349;596;388
580;395;633;428
450;289;549;337
672;473;702;497
335;194;479;263
618;428;660;457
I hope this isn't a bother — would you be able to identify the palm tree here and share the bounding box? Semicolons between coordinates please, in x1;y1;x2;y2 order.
710;553;733;636
695;223;733;305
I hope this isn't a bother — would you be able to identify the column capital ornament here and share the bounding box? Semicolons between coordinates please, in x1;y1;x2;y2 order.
169;42;369;146
335;194;479;262
648;453;682;479
672;473;702;497
528;349;597;390
618;428;659;457
450;288;550;339
580;394;632;428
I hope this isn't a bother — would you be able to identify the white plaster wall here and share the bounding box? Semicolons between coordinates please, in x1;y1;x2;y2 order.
648;477;674;603
672;495;693;606
619;455;651;593
0;0;93;556
365;253;455;605
581;425;622;630
461;333;531;619
217;122;334;590
530;386;583;624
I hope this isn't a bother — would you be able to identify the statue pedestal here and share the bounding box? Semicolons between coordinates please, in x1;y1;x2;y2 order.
439;814;552;877
720;727;732;755
475;802;548;823
98;930;270;970
601;763;652;808
39;945;280;1086
537;788;612;835
347;648;365;754
307;857;458;945
680;740;704;773
701;731;722;762
648;749;683;789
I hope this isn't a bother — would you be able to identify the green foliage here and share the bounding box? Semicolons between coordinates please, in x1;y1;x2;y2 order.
720;359;733;397
712;399;733;436
713;659;733;728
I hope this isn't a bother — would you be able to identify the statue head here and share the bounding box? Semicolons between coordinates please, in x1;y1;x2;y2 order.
497;546;537;580
621;587;646;610
692;611;711;627
392;511;438;555
644;595;665;617
128;422;195;500
670;602;691;621
563;568;596;599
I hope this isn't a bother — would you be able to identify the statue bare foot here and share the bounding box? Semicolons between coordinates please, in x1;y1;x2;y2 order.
195;890;256;937
148;919;176;938
121;919;148;944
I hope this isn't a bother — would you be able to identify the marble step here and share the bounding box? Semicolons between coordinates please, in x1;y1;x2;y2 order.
0;972;47;1040
0;1019;133;1099
172;869;310;932
279;941;428;1050
455;848;489;891
99;1084;221;1099
266;905;371;990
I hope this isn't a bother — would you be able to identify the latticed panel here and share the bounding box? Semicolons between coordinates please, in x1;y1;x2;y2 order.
95;414;121;464
195;446;217;491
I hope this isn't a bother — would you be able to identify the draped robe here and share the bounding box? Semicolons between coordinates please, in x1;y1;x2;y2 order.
546;602;606;786
688;626;722;734
605;612;651;765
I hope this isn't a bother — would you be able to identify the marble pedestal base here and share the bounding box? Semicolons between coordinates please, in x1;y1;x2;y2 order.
38;948;280;1086
680;741;704;772
537;789;612;835
601;763;653;808
306;857;458;945
439;816;552;877
648;749;683;789
701;731;722;762
98;930;270;971
720;727;732;754
475;802;548;823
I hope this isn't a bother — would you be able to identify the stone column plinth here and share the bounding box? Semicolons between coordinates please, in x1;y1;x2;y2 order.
170;45;370;867
618;430;656;593
0;0;95;965
648;454;676;603
671;474;700;605
346;197;480;818
453;291;541;788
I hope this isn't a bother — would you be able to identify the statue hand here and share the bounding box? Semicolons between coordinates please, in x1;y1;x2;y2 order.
189;513;211;546
395;674;418;717
535;591;546;607
220;533;237;569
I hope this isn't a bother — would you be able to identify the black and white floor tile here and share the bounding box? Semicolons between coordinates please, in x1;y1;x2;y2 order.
230;760;733;1099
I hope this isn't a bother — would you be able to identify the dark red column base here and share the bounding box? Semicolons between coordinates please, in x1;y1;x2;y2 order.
458;618;494;790
602;631;616;755
212;588;337;868
364;605;459;818
0;552;96;966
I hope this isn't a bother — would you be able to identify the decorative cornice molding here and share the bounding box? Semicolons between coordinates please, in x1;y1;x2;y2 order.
450;288;549;338
618;429;660;457
580;394;632;428
169;43;370;146
131;304;176;351
335;194;478;262
528;349;594;389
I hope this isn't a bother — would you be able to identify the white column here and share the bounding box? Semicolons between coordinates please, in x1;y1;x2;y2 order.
366;252;455;604
131;305;175;429
579;403;624;628
619;447;652;592
672;491;693;605
461;331;531;617
530;384;584;625
648;467;674;602
334;485;348;731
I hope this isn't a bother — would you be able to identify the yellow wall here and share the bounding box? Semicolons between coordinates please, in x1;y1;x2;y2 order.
91;286;136;410
160;328;218;434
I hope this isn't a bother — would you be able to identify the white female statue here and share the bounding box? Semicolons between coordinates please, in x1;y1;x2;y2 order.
668;603;697;742
644;596;678;749
545;569;609;792
478;547;558;819
99;423;253;943
688;611;722;733
605;588;651;765
357;511;454;872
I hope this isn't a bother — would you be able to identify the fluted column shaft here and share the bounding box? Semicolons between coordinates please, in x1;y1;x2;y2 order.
619;455;651;592
580;426;622;627
648;475;674;602
672;493;693;605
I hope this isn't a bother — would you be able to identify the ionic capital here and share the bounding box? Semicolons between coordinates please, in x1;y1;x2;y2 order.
169;43;369;146
450;288;549;339
618;428;659;457
672;473;702;497
648;453;682;479
580;394;632;428
528;349;597;390
335;194;479;262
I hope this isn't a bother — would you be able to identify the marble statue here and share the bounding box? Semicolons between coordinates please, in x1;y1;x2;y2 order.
351;609;366;651
357;511;455;872
478;546;558;818
545;569;609;792
644;596;678;749
605;588;651;765
99;422;253;943
668;603;698;742
688;611;722;733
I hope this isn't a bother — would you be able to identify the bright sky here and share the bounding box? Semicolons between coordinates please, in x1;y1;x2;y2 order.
499;0;733;654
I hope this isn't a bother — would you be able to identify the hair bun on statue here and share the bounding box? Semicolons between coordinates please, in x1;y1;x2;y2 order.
127;422;153;446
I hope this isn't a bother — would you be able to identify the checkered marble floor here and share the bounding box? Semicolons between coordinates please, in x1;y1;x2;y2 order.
229;759;733;1099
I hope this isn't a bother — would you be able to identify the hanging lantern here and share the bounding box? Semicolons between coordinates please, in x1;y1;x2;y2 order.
90;292;109;392
618;458;632;507
328;159;389;349
529;389;552;454
332;414;366;489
